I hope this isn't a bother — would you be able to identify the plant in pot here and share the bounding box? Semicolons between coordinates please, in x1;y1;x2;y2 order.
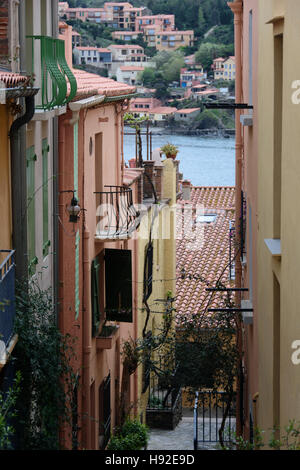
160;143;179;160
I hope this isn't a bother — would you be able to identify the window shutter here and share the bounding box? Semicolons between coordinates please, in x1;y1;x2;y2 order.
105;249;132;322
26;146;36;274
42;139;50;257
143;242;153;302
91;256;101;336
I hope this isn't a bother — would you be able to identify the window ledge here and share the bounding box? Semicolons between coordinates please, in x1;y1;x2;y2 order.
240;114;253;127
241;300;253;325
264;238;281;258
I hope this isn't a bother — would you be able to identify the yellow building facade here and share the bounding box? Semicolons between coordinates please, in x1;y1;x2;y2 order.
256;0;300;435
0;104;12;251
136;158;177;423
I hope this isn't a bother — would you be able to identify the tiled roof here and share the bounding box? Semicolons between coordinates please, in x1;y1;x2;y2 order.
0;72;28;88
176;186;235;327
109;44;143;49
72;69;136;98
123;168;143;186
175;108;200;114
159;30;194;35
119;66;144;71
149;106;177;114
76;46;111;52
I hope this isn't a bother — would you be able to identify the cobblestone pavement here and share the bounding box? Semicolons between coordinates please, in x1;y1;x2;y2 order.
147;417;195;451
147;414;236;451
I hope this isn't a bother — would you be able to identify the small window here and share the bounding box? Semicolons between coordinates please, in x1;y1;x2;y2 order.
197;214;217;224
143;242;153;302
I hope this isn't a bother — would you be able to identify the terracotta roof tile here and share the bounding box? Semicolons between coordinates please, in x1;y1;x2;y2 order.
176;186;235;327
119;66;145;71
71;68;136;98
0;72;28;88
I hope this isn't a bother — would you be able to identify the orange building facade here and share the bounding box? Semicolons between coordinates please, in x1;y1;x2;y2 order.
58;25;141;450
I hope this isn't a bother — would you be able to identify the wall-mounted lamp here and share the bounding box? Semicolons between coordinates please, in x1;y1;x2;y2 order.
60;190;81;223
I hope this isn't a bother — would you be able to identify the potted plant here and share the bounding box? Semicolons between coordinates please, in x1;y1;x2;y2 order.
160;143;179;160
96;323;119;350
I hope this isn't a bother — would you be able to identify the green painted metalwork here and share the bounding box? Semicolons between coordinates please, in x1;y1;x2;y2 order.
27;35;77;110
56;38;77;104
75;230;80;321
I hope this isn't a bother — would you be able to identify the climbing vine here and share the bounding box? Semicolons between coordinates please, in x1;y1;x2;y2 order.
13;280;77;450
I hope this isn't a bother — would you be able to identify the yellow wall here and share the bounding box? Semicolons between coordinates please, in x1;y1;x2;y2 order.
137;158;177;422
257;0;300;435
0;105;12;251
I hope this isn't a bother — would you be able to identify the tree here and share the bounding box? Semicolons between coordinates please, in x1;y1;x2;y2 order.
195;42;232;71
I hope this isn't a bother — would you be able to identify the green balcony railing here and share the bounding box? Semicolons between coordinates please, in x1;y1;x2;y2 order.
27;35;77;110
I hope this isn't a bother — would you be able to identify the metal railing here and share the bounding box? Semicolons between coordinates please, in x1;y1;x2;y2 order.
194;390;236;449
95;186;140;240
0;250;16;347
26;35;77;110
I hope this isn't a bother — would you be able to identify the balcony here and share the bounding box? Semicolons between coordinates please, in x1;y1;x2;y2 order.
95;186;140;241
26;35;77;111
0;250;17;369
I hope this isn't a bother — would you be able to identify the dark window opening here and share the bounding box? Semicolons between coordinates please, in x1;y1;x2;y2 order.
143;242;153;302
99;373;111;450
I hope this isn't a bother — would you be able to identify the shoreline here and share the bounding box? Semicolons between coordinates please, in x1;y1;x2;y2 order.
124;125;236;138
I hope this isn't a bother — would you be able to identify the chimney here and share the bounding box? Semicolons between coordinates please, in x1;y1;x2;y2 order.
128;158;136;168
182;179;191;201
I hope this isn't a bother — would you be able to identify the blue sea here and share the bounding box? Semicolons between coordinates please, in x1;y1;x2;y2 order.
123;128;235;187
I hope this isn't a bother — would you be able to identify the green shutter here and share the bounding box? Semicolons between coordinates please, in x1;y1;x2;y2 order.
42;138;50;257
75;230;80;320
26;146;37;275
74;122;78;198
105;249;132;323
91;256;101;336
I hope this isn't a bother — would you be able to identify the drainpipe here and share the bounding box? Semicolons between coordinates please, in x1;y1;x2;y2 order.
9;94;37;282
228;0;243;439
52;0;60;327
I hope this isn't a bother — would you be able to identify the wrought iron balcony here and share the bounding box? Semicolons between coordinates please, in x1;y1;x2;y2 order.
0;250;16;364
95;186;140;240
27;35;77;110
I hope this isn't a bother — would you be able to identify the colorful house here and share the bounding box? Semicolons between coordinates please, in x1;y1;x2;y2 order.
231;0;300;445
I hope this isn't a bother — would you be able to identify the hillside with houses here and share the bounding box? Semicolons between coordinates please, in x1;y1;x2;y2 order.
59;1;235;131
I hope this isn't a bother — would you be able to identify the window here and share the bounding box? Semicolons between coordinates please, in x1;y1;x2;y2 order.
99;374;111;450
26;146;37;275
42;139;50;257
249;10;253;105
143;242;153;301
92;249;133;324
197;214;217;224
91;253;104;336
273;33;283;239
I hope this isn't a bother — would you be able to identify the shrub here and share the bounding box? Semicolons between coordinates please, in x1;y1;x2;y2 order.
107;419;149;450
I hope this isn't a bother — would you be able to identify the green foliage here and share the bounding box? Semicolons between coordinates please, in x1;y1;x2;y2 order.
107;419;149;450
160;142;179;157
203;24;234;45
222;421;300;450
14;281;77;450
195;109;220;129
66;19;113;47
0;371;21;449
195;42;234;71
